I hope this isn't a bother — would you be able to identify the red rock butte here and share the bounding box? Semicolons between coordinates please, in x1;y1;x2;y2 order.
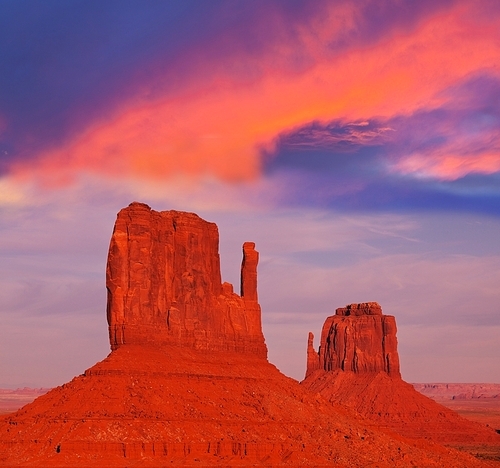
106;202;266;357
302;303;500;453
0;203;495;467
305;302;400;378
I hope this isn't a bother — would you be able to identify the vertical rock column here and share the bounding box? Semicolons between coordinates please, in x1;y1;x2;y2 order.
236;241;265;351
241;242;258;302
305;332;320;378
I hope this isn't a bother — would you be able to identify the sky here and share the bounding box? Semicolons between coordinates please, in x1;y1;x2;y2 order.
0;0;499;387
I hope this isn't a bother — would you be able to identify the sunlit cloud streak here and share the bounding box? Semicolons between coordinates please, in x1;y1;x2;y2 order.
385;75;500;179
276;74;500;178
3;0;500;196
268;72;500;214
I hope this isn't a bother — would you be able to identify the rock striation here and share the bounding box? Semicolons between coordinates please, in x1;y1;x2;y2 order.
0;205;494;467
106;202;267;358
302;303;500;455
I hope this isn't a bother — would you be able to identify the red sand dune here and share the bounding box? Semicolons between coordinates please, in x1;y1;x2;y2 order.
0;203;496;466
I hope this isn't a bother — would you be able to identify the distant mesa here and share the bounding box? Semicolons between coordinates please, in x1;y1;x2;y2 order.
0;388;51;415
302;303;500;450
413;383;500;401
0;203;495;466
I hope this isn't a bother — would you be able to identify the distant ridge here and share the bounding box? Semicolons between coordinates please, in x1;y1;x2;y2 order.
0;388;51;414
414;383;500;400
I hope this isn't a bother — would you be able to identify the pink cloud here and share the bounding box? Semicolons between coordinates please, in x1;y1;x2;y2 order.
393;151;500;180
8;1;500;187
389;111;500;180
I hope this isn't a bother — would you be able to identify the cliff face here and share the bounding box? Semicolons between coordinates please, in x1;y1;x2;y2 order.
106;202;266;358
306;302;400;378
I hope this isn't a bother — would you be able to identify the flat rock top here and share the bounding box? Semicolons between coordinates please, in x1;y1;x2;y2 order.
335;302;382;316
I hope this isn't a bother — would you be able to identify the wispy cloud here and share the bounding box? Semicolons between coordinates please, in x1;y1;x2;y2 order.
277;120;394;150
3;1;500;192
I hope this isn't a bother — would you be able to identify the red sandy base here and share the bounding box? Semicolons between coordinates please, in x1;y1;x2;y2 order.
0;345;491;467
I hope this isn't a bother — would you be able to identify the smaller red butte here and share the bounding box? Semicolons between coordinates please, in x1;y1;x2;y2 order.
306;302;400;378
302;302;500;454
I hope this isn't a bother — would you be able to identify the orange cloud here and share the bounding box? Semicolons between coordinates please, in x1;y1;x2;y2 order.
390;108;500;180
10;1;500;187
393;151;500;180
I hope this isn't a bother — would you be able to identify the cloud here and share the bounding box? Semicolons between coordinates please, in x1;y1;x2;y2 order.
393;152;500;180
3;1;500;190
263;72;500;214
274;74;500;182
381;74;500;180
276;120;393;150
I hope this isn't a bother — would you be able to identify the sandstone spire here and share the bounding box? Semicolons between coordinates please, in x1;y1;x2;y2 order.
240;241;258;302
305;332;319;378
